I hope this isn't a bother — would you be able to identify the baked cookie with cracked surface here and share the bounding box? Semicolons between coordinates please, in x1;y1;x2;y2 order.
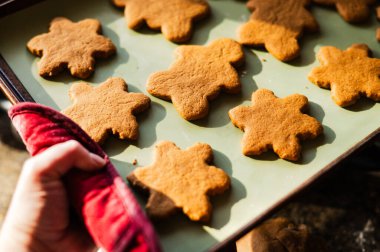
147;38;244;121
62;77;150;144
112;0;209;43
229;89;323;161
313;0;375;23
238;0;318;62
308;44;380;107
27;17;116;79
127;141;230;222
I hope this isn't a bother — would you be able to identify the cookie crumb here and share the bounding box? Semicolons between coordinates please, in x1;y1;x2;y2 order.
132;159;138;165
262;58;267;62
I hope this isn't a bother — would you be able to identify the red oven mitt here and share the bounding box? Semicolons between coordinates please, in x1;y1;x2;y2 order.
8;102;162;252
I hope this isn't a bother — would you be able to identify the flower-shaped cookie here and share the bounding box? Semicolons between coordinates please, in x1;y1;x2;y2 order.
27;17;116;79
238;0;318;61
147;38;244;121
112;0;209;42
229;89;323;161
63;77;150;144
127;141;230;222
308;44;380;107
313;0;375;23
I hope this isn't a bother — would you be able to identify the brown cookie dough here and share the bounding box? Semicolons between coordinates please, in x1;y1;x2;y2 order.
229;89;323;161
236;218;324;252
238;0;318;62
27;17;116;79
112;0;209;42
313;0;375;23
308;44;380;107
62;77;150;144
127;141;230;222
147;38;244;121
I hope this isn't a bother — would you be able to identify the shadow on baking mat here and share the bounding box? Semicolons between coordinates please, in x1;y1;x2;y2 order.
289;32;321;67
296;101;336;165
298;124;336;165
190;0;250;46
211;149;247;228
153;175;246;250
137;101;167;149
344;98;377;112
87;25;130;82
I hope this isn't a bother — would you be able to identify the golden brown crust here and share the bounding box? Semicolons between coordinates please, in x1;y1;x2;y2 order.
308;44;380;107
313;0;376;23
229;89;323;161
238;0;318;62
127;141;230;222
112;0;209;42
62;77;150;144
27;17;116;79
147;38;244;121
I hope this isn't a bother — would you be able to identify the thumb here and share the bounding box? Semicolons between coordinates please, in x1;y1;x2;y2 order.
24;140;106;180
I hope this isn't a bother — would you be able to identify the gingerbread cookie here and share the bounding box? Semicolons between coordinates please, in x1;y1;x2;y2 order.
308;44;380;107
236;218;324;252
313;0;375;23
238;0;318;62
112;0;209;43
27;17;116;79
127;141;230;222
229;89;323;161
62;77;150;144
147;38;244;120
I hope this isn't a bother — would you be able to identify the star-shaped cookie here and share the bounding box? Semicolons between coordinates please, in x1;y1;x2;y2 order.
313;0;375;23
229;89;323;161
27;17;116;79
112;0;209;42
308;44;380;107
147;38;244;121
238;0;318;62
62;77;150;144
127;141;230;222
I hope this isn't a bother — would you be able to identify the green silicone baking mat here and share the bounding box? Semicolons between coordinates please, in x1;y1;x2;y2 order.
1;0;380;251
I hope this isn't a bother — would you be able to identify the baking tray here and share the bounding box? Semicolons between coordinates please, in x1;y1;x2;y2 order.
1;0;380;251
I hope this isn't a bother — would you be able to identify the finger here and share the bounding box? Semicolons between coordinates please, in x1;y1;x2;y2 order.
24;140;106;179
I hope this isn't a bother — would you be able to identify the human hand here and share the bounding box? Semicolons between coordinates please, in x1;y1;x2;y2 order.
0;140;106;252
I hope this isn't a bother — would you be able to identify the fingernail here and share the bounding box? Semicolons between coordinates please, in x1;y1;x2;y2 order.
90;153;106;167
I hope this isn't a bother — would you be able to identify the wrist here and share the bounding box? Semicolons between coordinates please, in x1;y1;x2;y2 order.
0;222;29;251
